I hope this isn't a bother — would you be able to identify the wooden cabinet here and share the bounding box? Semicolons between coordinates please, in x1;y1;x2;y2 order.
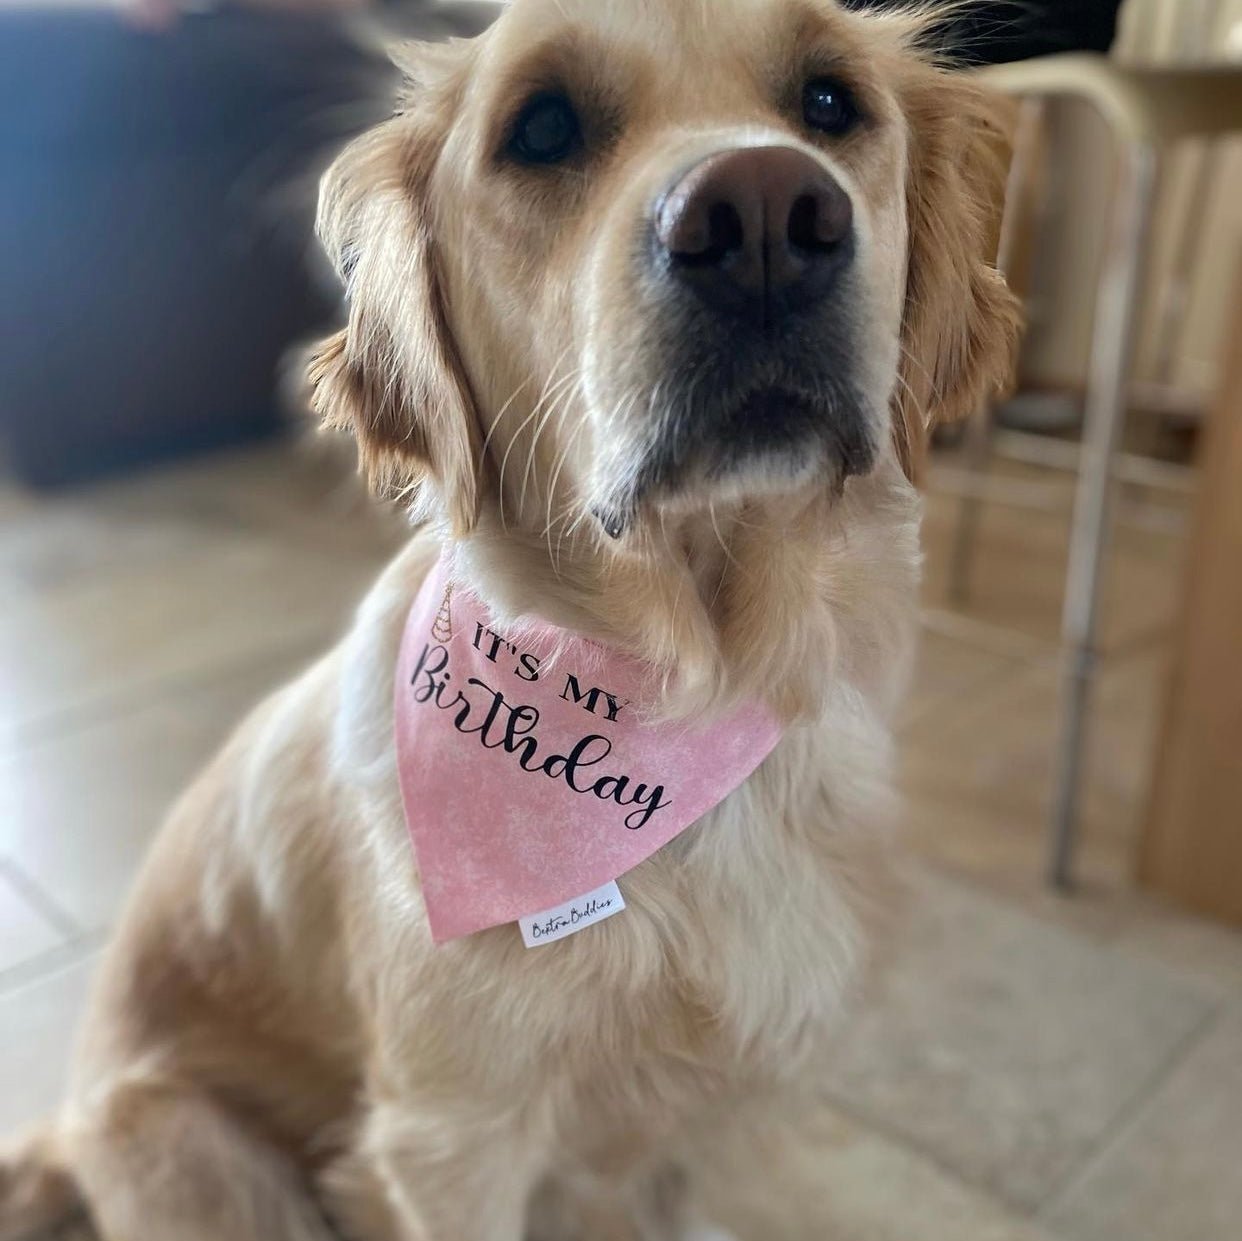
1141;263;1242;926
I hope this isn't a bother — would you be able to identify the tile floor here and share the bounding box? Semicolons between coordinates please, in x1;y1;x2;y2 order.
1;440;1239;1240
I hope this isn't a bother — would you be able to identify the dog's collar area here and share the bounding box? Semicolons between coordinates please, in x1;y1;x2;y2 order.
393;552;785;943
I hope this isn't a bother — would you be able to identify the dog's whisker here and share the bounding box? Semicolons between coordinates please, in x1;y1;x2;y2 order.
520;368;582;526
547;385;644;571
496;399;549;534
543;470;584;577
495;363;580;531
481;374;537;457
544;414;591;577
487;351;576;530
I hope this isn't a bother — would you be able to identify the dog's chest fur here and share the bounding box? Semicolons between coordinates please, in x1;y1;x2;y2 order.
328;539;901;1164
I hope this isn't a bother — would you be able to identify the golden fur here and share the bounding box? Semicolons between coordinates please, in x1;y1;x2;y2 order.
1;2;1018;1238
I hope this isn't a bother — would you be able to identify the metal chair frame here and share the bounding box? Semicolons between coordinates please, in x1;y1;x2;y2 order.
942;55;1242;888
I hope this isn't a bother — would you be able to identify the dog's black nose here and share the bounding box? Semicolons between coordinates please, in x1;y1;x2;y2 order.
655;146;854;323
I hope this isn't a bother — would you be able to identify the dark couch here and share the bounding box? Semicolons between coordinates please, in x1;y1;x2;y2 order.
0;6;491;486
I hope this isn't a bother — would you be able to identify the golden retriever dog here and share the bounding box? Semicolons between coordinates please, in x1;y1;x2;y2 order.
1;1;1018;1237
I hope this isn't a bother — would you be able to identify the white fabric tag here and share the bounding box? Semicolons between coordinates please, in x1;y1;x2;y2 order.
518;881;626;947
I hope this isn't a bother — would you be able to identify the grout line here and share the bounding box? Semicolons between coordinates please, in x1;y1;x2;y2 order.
1034;1002;1224;1221
0;857;83;941
0;928;108;999
902;653;1044;743
904;863;1233;1014
826;863;1226;1229
929;872;1239;1070
901;631;1032;735
4;627;337;758
920;607;1058;667
1103;620;1175;664
905;616;1170;756
816;1085;1053;1227
919;607;1173;674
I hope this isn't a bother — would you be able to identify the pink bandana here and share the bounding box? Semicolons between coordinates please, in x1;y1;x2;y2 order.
394;554;784;943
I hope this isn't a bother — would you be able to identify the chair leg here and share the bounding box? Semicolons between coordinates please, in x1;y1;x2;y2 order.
1048;141;1158;889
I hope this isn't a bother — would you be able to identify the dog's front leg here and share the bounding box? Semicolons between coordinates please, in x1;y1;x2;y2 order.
361;1101;543;1241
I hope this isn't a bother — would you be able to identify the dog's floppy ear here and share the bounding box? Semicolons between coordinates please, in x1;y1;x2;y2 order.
308;42;482;533
892;69;1023;481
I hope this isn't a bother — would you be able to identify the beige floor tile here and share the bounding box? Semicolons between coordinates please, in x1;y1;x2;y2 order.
0;647;318;933
920;465;1185;655
819;867;1214;1211
0;864;67;975
0;479;35;524
900;646;1168;893
1;532;382;746
1107;898;1242;1006
0;445;400;746
901;627;1028;732
957;886;1242;1007
1041;1008;1242;1241
0;950;99;1134
696;1100;1062;1241
83;438;405;561
909;456;1185;924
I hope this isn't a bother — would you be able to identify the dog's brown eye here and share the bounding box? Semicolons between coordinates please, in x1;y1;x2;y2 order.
802;78;860;136
507;93;582;165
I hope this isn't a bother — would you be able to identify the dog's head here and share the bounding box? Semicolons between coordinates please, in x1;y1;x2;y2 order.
310;0;1018;542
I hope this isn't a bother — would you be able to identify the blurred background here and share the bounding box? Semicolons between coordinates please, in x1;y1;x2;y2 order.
1;2;1240;1239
